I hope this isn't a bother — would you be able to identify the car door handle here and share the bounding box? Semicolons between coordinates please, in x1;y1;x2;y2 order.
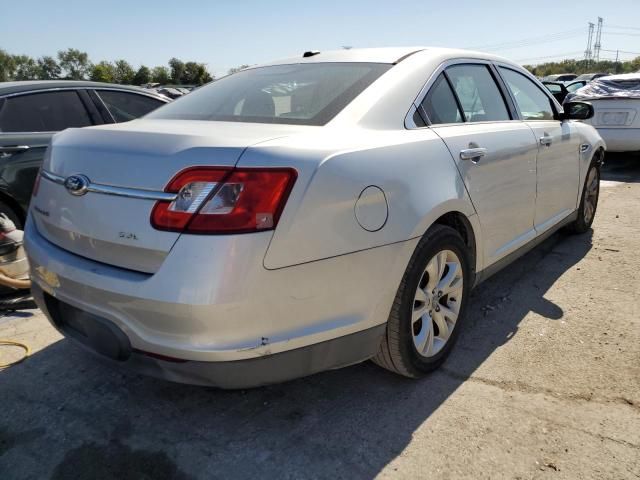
459;148;487;161
539;136;552;147
0;145;30;154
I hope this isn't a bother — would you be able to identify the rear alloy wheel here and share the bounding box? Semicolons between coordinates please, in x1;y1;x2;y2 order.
373;225;471;378
411;249;464;358
566;157;600;234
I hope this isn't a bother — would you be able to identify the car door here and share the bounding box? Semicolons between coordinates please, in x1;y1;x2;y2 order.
498;67;581;232
417;62;538;266
0;90;96;225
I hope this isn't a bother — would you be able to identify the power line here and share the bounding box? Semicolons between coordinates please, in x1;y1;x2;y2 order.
600;48;640;56
515;51;584;63
465;28;585;52
607;25;640;31
603;31;640;37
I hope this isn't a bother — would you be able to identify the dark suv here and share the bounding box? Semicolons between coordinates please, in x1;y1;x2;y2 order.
0;81;169;227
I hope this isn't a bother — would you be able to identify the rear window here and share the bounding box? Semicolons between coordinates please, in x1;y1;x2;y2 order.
147;63;391;126
96;90;166;122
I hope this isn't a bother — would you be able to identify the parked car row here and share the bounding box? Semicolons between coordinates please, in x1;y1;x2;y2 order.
541;73;610;103
21;47;606;388
142;84;196;99
539;71;640;153
569;73;640;152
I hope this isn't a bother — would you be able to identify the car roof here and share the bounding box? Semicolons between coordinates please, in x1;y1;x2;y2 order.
0;80;166;99
254;46;516;68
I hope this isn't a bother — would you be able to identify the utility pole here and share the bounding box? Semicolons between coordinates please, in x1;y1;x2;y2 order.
594;17;603;62
585;22;595;66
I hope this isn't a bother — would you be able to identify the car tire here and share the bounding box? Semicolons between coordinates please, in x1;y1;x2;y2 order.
566;153;601;235
373;225;472;378
0;200;23;230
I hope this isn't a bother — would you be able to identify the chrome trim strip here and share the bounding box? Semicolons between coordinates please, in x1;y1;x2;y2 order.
40;170;65;184
0;86;167;102
40;170;177;201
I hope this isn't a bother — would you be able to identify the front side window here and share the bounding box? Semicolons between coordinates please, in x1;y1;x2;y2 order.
446;64;511;122
566;82;586;93
0;91;92;132
97;90;165;122
544;83;563;93
419;73;463;125
499;68;555;121
147;63;391;126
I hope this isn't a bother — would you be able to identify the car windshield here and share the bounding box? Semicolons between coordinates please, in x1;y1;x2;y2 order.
146;62;391;126
575;74;593;81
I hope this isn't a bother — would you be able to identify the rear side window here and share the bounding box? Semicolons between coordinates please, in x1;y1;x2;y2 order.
499;68;555;120
446;64;511;122
0;91;92;132
419;73;463;125
96;90;166;122
147;63;391;126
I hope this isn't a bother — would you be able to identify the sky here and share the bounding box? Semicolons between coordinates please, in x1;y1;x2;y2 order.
2;0;640;76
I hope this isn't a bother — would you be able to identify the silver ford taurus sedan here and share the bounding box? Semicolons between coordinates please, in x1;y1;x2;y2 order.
25;47;605;388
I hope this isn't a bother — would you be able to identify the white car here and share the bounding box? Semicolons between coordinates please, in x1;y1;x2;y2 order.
568;73;640;152
25;47;605;388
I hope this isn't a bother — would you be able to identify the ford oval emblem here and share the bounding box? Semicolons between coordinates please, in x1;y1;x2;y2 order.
64;174;90;196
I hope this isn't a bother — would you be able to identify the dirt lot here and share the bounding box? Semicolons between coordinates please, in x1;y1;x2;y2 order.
1;157;639;480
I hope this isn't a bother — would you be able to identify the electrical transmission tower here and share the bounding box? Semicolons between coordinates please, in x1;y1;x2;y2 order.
594;17;603;62
585;22;595;64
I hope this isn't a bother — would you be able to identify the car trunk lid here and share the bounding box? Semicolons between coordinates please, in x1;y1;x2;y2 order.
32;120;303;273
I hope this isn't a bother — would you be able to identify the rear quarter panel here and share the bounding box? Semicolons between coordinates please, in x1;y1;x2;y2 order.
237;128;477;270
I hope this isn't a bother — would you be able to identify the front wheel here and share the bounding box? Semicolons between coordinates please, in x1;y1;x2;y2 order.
373;225;472;378
566;157;601;234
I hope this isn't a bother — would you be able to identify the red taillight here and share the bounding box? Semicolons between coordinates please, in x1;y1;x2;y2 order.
151;167;297;234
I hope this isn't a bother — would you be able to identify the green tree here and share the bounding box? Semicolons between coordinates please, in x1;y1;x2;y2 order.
151;66;170;84
90;61;116;83
13;55;38;80
168;57;185;84
182;61;213;85
58;48;91;79
133;65;151;85
228;64;250;75
0;49;16;81
623;56;640;74
113;59;135;84
36;56;61;79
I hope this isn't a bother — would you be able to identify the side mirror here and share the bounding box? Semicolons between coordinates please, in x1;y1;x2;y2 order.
560;101;594;121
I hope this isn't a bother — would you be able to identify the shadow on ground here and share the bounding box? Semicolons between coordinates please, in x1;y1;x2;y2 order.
0;227;594;480
602;152;640;183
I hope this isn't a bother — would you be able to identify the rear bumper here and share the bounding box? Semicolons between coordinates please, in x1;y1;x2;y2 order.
595;128;640;152
25;215;417;385
33;285;385;388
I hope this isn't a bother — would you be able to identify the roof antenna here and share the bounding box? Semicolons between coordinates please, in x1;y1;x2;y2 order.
303;50;320;58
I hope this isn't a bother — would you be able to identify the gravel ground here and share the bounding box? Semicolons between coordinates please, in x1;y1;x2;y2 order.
1;156;639;480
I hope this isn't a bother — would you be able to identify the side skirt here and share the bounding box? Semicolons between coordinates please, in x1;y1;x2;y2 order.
473;210;578;287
